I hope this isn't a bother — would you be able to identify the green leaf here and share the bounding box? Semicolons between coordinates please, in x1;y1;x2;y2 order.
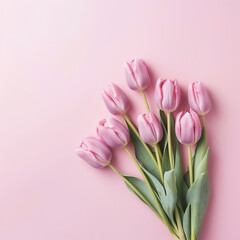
183;204;191;240
170;113;177;154
159;110;168;153
186;173;210;237
162;146;171;173
174;143;186;211
184;170;190;189
125;120;161;181
194;148;209;181
163;170;178;222
142;167;177;222
123;175;160;215
193;127;207;175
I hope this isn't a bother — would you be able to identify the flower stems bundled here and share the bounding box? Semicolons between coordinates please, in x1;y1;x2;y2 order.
76;58;212;240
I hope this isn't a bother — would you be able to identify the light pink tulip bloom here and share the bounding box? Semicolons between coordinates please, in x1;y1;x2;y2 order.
137;111;163;145
188;82;211;115
175;109;202;145
75;137;112;168
102;83;130;115
155;78;181;113
97;117;130;149
124;58;150;91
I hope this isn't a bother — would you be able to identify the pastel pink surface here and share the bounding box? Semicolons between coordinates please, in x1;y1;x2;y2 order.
0;1;240;240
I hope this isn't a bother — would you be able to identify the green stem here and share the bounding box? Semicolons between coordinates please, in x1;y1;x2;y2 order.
187;146;196;240
167;112;174;170
201;115;206;129
191;225;196;240
175;208;186;240
124;147;178;237
141;90;150;111
188;145;193;186
154;144;164;184
108;163;163;221
122;114;157;167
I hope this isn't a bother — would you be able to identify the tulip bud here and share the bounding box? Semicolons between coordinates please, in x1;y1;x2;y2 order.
188;82;211;115
102;83;130;115
137;111;163;145
155;78;181;113
175;109;202;145
75;137;112;168
97;117;130;149
124;58;150;91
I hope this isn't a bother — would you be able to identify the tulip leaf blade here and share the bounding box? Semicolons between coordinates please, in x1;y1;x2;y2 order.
125;119;161;181
159;110;168;152
123;175;161;215
162;147;171;173
141;167;177;222
174;143;186;211
193;127;207;175
183;204;191;240
194;147;209;181
163;170;178;222
186;173;210;238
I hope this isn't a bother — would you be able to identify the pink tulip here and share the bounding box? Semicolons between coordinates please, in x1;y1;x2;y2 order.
175;109;202;145
97;117;130;149
102;83;130;115
188;82;211;115
137;111;163;145
155;78;181;113
75;137;112;168
124;58;150;91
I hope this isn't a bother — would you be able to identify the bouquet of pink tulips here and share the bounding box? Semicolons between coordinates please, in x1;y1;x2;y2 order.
76;58;212;240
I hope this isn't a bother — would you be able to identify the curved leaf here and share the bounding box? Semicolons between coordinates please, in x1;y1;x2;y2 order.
193;127;207;175
162;146;171;173
125;120;161;181
183;204;191;240
142;167;177;222
175;143;186;211
123;175;160;215
186;173;210;237
159;110;168;152
163;170;178;222
194;148;209;181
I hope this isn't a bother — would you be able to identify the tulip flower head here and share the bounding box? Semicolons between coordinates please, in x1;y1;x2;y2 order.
188;81;211;116
175;109;202;145
75;137;112;168
97;117;130;149
102;83;130;115
124;58;151;91
155;78;181;113
137;111;163;145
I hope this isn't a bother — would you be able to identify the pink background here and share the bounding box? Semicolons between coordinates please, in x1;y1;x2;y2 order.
1;1;240;239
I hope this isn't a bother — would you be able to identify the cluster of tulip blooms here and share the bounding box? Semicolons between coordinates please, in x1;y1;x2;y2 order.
75;58;211;240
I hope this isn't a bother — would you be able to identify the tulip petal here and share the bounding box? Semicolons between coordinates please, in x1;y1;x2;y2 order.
179;112;195;145
138;114;156;144
155;78;164;109
133;58;150;90
82;137;112;164
175;111;183;143
196;82;211;115
102;83;130;115
124;61;139;90
190;109;202;143
162;80;176;112
75;147;106;168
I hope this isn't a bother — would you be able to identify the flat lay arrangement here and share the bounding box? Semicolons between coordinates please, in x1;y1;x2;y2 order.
76;58;212;240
